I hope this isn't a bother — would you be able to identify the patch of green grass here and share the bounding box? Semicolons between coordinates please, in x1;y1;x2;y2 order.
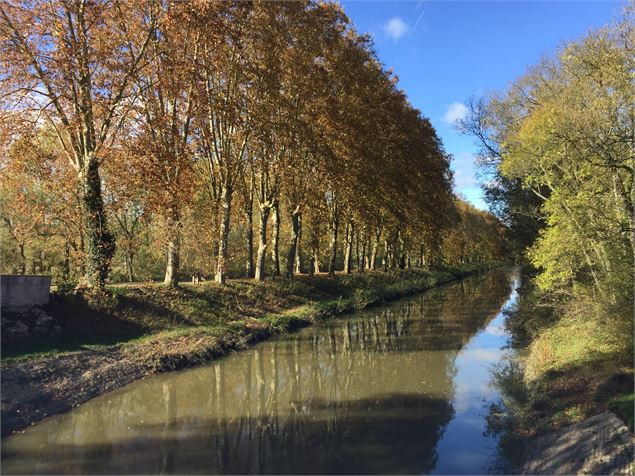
1;331;143;362
525;308;627;382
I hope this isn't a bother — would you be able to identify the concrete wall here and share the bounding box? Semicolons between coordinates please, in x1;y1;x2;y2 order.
1;275;51;313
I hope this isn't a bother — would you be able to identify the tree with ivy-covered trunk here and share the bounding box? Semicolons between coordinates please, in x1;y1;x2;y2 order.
81;160;115;287
0;0;157;289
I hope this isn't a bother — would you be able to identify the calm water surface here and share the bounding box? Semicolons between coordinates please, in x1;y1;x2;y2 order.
2;269;519;474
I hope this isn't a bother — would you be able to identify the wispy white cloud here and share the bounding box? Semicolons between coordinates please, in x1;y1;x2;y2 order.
443;102;468;124
383;17;409;41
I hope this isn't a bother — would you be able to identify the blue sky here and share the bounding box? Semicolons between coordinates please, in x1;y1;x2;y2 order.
340;0;625;210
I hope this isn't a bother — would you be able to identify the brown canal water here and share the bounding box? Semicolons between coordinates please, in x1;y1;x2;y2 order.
2;269;520;475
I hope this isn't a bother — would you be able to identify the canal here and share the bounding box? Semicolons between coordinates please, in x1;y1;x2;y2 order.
2;268;519;474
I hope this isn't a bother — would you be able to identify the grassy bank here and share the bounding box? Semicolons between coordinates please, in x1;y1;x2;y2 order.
2;264;494;364
494;275;634;454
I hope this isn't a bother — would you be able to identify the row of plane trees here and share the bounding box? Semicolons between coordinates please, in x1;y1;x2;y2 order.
0;0;505;287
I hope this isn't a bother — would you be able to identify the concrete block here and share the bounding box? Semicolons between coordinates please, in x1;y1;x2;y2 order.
1;275;51;313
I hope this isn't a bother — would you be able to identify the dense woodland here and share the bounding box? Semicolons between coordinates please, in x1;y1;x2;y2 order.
0;0;504;288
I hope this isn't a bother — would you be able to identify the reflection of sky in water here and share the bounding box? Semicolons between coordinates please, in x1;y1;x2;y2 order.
431;274;519;475
485;319;508;337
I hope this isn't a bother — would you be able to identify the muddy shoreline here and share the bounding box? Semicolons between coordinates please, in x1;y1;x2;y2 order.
1;329;261;438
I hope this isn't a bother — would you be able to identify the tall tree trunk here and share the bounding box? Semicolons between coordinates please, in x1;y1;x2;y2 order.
308;214;320;276
343;222;350;273
271;200;280;277
358;233;366;273
244;205;254;278
310;248;320;275
243;171;255;278
164;205;180;287
215;186;232;284
398;232;406;269
210;199;221;274
62;239;71;282
369;239;378;271
125;250;135;282
344;221;354;274
370;227;381;271
390;236;398;269
328;205;339;275
286;209;301;278
78;224;85;276
354;230;361;272
18;242;26;275
82;157;115;288
295;216;302;275
255;205;271;281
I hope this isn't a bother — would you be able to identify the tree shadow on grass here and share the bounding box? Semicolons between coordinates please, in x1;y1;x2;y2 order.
1;292;199;360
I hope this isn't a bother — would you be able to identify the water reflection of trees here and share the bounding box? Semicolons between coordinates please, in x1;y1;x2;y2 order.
2;270;512;475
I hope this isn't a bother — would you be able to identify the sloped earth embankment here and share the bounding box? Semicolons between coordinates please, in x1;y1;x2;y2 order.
522;412;634;475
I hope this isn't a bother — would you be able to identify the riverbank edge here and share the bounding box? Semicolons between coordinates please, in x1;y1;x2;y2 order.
496;367;635;476
510;369;635;475
489;272;634;474
1;263;499;438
